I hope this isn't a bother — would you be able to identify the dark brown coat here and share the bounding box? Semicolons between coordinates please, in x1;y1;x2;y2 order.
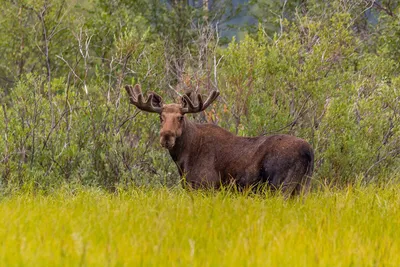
169;118;313;195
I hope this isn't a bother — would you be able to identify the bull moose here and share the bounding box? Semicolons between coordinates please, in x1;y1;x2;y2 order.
125;84;314;196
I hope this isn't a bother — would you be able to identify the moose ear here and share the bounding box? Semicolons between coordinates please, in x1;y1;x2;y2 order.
149;92;163;108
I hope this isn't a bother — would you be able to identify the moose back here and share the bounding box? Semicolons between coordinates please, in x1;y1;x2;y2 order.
125;84;314;196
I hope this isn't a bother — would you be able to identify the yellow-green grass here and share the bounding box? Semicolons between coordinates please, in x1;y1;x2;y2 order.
0;185;399;266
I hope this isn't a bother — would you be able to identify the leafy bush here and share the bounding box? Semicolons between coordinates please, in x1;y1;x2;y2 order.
0;0;399;191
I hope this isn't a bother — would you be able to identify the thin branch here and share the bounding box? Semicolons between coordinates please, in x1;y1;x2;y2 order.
373;1;395;17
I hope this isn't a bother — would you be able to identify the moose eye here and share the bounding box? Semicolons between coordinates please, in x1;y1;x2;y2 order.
179;116;184;122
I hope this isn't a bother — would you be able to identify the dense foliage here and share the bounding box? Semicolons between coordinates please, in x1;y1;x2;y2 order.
0;0;399;191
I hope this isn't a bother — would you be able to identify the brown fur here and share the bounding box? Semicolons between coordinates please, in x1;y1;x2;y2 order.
125;84;314;197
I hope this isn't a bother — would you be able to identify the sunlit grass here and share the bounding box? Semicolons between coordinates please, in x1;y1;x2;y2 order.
0;184;399;266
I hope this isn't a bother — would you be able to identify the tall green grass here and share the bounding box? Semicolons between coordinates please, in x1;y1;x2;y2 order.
0;185;399;266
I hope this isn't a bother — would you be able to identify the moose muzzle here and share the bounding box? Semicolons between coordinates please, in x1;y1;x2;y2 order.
160;131;176;149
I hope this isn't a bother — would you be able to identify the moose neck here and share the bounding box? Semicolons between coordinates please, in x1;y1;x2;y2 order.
167;117;197;163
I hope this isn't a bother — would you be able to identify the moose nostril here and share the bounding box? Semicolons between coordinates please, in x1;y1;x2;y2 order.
160;131;176;149
161;131;174;139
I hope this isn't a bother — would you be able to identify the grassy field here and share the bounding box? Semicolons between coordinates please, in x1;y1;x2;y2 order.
0;185;399;266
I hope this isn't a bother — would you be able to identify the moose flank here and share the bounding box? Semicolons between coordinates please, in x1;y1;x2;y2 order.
125;84;314;196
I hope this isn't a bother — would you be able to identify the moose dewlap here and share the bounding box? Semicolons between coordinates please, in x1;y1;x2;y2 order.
125;84;314;197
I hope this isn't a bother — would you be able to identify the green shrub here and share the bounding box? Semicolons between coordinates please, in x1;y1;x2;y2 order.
1;1;399;191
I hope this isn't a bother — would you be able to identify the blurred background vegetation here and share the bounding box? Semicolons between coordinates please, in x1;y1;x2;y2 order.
0;0;399;191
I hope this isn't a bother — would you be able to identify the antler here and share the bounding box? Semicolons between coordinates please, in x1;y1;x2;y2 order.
181;90;220;114
125;84;163;113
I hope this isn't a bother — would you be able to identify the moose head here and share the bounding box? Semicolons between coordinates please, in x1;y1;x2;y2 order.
125;84;219;149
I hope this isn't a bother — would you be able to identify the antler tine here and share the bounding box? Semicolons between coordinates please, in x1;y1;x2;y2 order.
125;85;137;104
202;90;220;110
182;90;220;114
181;94;202;113
125;84;162;113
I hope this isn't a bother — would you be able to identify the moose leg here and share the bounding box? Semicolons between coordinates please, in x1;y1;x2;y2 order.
262;165;295;196
185;168;220;190
279;169;300;198
292;172;312;196
281;159;313;197
264;156;310;197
